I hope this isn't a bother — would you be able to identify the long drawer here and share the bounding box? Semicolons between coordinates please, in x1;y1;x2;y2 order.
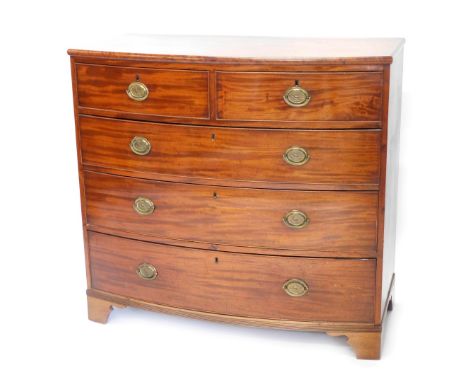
84;171;378;254
76;64;209;119
80;116;381;189
216;71;383;122
89;232;376;323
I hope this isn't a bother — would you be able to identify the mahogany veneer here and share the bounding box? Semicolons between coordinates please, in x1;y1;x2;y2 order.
216;71;383;122
84;170;378;253
89;232;376;323
69;36;404;359
76;64;209;119
80;116;381;189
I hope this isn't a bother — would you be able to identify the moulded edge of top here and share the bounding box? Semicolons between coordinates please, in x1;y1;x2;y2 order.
67;36;405;65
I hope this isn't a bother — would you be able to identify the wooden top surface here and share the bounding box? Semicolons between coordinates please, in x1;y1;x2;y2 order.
68;35;404;64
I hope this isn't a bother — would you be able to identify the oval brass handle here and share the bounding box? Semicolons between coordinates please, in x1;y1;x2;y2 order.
283;210;309;229
130;136;151;156
283;84;311;107
283;279;309;297
283;146;310;166
133;196;155;215
126;81;149;101
136;263;158;280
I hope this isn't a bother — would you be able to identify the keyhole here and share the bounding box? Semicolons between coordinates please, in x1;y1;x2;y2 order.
136;74;140;81
295;79;300;86
213;192;218;199
211;133;216;141
214;257;219;263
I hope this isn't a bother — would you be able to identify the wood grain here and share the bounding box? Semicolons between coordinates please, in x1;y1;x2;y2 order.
89;232;376;323
327;331;381;359
67;36;404;64
87;295;125;323
79;115;381;189
84;171;379;254
86;225;374;259
76;64;209;119
217;71;383;122
70;57;94;289
73;54;385;72
72;51;384;129
69;38;404;358
88;288;380;331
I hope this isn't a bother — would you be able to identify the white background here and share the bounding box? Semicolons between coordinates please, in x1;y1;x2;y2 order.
1;0;467;380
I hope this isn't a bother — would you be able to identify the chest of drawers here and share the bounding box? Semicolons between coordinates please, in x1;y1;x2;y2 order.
69;36;404;359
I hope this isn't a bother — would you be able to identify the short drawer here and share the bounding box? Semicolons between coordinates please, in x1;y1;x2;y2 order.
80;116;381;189
89;232;376;323
76;64;209;119
84;171;378;254
217;71;383;122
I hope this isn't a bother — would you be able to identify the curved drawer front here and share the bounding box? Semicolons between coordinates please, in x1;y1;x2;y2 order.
89;232;376;323
80;116;381;189
217;71;383;122
84;171;378;254
76;64;209;119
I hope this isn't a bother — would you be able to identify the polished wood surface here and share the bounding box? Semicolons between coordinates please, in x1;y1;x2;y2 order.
70;57;93;290
76;64;209;119
80;115;381;189
68;36;404;64
89;232;376;323
69;37;403;359
86;225;374;259
217;71;383;122
73;55;385;72
84;170;378;253
88;289;382;359
73;57;385;129
87;295;124;324
327;331;381;360
88;289;381;331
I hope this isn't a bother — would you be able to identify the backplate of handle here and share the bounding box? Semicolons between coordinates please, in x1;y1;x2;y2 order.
126;81;149;101
130;136;151;156
136;263;158;280
283;209;309;229
283;146;310;166
283;278;309;297
133;196;155;216
283;83;311;107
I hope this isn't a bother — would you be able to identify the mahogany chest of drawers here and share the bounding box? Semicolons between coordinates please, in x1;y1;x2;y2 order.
68;36;404;359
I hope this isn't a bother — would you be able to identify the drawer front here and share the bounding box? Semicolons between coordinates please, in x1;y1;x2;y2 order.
80;116;381;188
89;232;376;323
84;171;378;253
76;64;209;119
217;72;383;122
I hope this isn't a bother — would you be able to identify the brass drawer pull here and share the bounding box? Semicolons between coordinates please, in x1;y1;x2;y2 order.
283;83;311;107
133;196;155;215
136;263;158;280
283;146;310;166
283;279;309;297
130;136;151;156
283;210;309;229
126;81;149;101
